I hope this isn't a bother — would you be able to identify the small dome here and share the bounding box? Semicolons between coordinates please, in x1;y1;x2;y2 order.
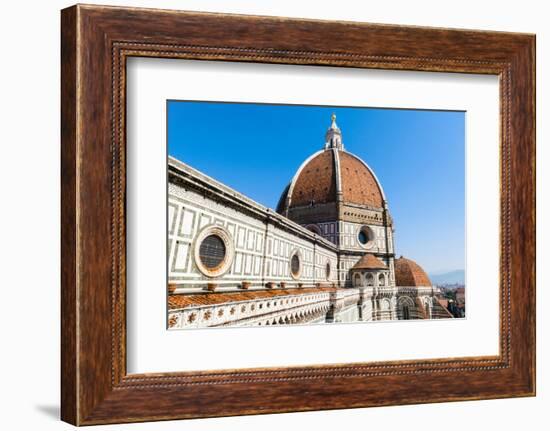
395;257;432;287
352;254;388;270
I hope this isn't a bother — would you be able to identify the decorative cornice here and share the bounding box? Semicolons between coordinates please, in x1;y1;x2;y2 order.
168;156;338;252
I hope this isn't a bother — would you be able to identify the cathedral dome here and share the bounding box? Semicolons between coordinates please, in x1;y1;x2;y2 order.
276;114;385;214
395;257;432;287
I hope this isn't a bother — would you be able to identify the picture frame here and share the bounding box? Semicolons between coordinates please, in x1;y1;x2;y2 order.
61;4;535;425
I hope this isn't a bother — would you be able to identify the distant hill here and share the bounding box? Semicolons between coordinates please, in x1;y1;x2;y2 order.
429;270;465;285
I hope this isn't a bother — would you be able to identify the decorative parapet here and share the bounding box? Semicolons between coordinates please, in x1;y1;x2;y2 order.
168;288;350;329
397;285;435;297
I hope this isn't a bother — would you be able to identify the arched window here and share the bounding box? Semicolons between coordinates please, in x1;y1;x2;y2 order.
366;273;374;286
378;273;385;286
398;297;415;320
353;273;361;286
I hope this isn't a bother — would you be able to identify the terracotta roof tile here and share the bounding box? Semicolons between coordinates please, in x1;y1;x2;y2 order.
168;286;339;310
339;152;384;208
352;254;388;270
290;151;336;207
438;298;449;308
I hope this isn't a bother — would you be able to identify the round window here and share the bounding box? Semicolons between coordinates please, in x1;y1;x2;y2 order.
291;254;300;277
193;225;234;278
199;234;226;269
289;250;302;280
358;226;374;247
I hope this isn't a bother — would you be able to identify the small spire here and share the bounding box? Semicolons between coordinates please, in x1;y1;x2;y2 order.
324;113;344;150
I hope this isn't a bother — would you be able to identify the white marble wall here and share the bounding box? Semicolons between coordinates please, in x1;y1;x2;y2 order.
169;183;339;292
338;220;393;253
312;221;338;245
304;220;394;255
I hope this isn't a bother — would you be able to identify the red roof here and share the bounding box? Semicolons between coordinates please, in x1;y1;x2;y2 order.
287;150;336;207
168;286;338;310
395;256;432;286
352;254;388;270
340;152;384;208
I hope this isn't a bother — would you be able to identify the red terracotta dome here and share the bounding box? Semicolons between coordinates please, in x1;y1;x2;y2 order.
395;257;432;287
276;115;385;214
340;151;384;208
285;150;337;208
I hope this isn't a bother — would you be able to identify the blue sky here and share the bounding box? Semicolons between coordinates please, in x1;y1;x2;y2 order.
167;101;465;274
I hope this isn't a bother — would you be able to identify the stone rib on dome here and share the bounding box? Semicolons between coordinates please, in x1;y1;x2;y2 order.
395;257;432;287
340;151;384;208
